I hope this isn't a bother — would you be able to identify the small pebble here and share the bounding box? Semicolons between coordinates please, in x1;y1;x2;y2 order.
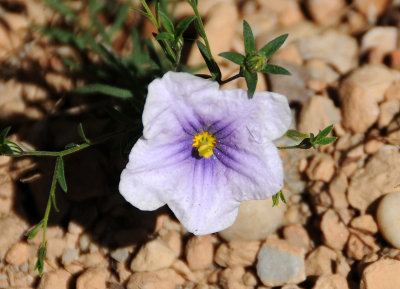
377;192;400;249
256;238;305;287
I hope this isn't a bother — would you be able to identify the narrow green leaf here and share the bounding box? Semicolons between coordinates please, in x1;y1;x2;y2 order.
74;84;133;99
272;193;280;207
279;191;287;204
155;32;175;41
56;157;68;193
219;52;245;66
34;245;47;277
313;137;337;145
243;20;256;54
131;7;149;18
285;129;309;141
77;123;90;144
260;64;291;75
51;192;59;212
316;124;334;139
159;11;174;33
259;34;288;59
194;19;206;39
25;220;44;240
243;70;257;98
175;16;196;38
0;127;11;143
196;40;221;82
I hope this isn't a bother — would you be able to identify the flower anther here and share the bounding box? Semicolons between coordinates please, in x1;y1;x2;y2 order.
192;131;216;158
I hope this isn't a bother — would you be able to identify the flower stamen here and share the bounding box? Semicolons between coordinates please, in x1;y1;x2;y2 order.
192;131;216;158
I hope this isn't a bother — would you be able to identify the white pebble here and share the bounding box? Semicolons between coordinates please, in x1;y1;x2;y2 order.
377;192;400;249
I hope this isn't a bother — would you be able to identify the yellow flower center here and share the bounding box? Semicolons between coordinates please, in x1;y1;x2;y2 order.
192;131;216;158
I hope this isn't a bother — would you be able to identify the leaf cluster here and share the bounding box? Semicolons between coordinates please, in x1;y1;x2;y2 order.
279;125;338;150
219;21;290;97
38;0;170;104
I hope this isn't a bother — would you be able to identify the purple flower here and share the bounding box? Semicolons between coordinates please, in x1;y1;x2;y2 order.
119;72;292;235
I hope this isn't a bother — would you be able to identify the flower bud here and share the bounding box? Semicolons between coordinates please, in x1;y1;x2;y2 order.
244;53;267;73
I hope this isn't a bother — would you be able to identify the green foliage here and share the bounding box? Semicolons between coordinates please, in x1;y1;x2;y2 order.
278;125;338;150
219;21;290;97
272;190;287;207
56;157;67;193
34;245;47;277
25;220;45;240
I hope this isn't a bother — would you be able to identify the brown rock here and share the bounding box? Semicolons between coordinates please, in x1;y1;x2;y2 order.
219;198;285;241
347;146;400;212
219;266;246;289
321;209;349;250
354;0;390;20
282;224;312;251
384;80;400;101
364;139;384;154
340;65;400;133
298;96;341;135
126;269;185;289
243;271;258;287
360;259;400;289
0;216;28;259
307;0;346;26
328;172;348;209
215;240;260;267
272;44;303;66
350;214;378;234
76;268;108;289
297;30;358;74
171;260;197;282
160;230;182;257
5;242;29;266
38;269;71;289
46;238;67;260
346;230;379;260
258;0;304;27
389;49;400;71
131;238;177;271
306;153;336;182
312;274;349;289
186;235;213;270
378;100;400;128
361;27;397;55
306;246;337;276
82;252;108;268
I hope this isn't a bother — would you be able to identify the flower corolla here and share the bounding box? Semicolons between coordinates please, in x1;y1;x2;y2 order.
119;72;292;235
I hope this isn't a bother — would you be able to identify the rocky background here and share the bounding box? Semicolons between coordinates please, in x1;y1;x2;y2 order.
1;0;400;288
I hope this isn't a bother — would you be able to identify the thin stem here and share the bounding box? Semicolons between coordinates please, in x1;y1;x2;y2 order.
41;158;59;248
220;73;243;85
277;146;298;150
13;129;123;158
188;1;218;69
140;0;160;30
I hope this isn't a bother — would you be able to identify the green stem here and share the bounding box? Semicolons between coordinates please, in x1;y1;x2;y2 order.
13;129;122;158
277;146;298;150
190;3;212;56
220;72;243;85
41;158;60;248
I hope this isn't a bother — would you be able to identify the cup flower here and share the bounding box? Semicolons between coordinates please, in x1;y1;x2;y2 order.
119;71;292;235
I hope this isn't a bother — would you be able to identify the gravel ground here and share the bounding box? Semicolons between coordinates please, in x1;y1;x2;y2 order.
1;0;400;289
